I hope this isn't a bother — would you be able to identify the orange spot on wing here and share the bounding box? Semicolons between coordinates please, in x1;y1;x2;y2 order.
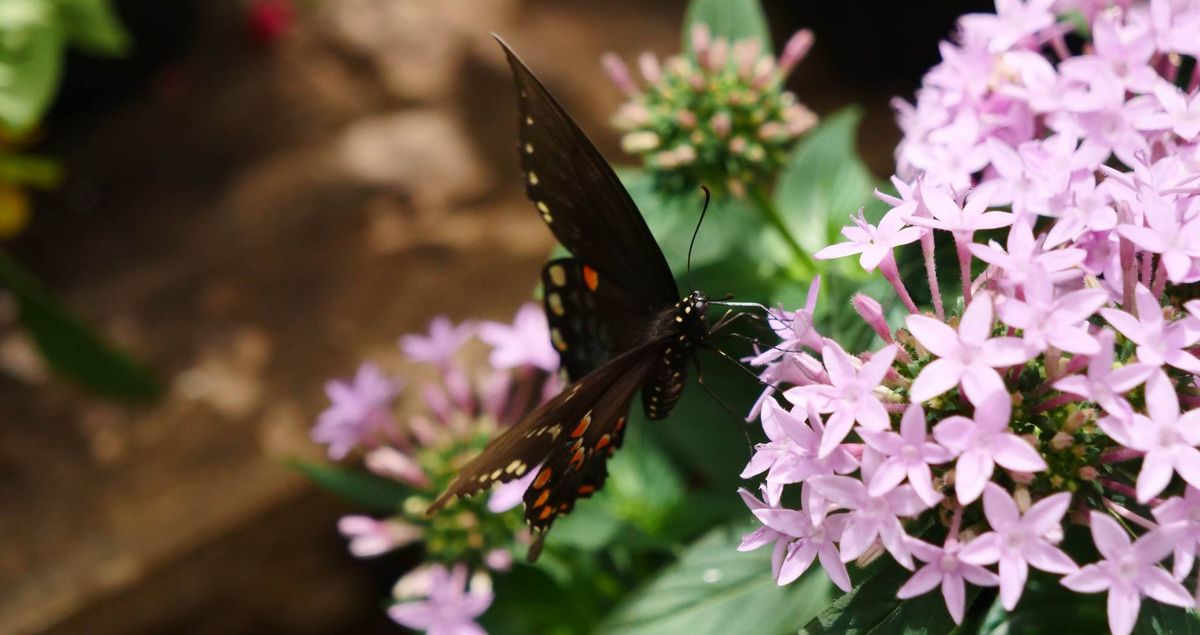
533;468;552;489
569;448;585;470
539;506;554;520
582;265;599;291
577;485;595;495
596;434;611;450
571;414;591;438
534;489;550;508
614;417;626;433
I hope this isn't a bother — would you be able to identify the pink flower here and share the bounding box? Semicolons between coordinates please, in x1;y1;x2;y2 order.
810;466;930;569
1151;486;1200;580
815;210;922;272
1101;284;1200;373
388;564;493;635
958;484;1078;609
786;343;899;457
994;264;1108;354
751;277;822;365
1061;513;1192;635
400;316;474;368
738;487;792;580
897;537;999;625
961;0;1056;53
1136;80;1200;141
312;363;401;460
911;183;1014;243
338;515;422;558
1116;193;1200;283
365;447;430;488
1053;330;1155;420
741;400;858;491
752;486;852;591
1097;370;1200;502
478;303;559;372
857;403;952;506
906;292;1034;404
933;390;1047;504
1090;12;1159;94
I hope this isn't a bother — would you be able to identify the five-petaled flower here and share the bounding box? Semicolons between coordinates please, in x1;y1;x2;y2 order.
933;390;1047;504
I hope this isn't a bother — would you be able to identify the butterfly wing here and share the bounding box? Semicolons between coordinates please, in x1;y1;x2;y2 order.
499;37;679;313
542;257;660;382
426;339;658;520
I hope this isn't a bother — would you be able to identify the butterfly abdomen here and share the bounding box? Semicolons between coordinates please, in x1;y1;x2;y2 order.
642;291;708;420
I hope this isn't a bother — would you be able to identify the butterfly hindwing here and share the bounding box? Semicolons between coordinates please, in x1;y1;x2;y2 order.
426;340;659;516
499;38;679;310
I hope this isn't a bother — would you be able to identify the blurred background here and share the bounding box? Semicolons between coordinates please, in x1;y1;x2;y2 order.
0;1;987;633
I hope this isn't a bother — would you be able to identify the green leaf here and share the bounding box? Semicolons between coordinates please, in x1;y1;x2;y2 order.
1134;601;1200;635
0;249;161;399
975;571;1105;635
0;152;62;188
288;459;414;513
773;107;879;256
600;523;833;634
0;2;65;131
801;557;972;635
682;0;772;54
483;563;593;635
620;168;758;272
53;0;131;56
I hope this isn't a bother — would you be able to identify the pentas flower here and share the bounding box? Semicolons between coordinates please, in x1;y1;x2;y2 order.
309;304;561;630
389;563;493;635
740;4;1200;632
603;24;817;198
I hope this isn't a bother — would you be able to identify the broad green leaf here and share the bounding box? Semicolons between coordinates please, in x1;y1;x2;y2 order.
599;523;833;635
682;0;772;54
288;459;413;513
483;563;590;635
1134;601;1200;635
54;0;131;56
620;168;758;273
0;2;64;131
0;249;161;399
773;107;878;257
801;556;972;635
976;571;1105;635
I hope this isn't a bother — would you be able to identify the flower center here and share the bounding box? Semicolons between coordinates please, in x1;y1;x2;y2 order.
939;553;958;573
1158;425;1180;449
1003;530;1024;551
1116;554;1140;581
900;444;920;462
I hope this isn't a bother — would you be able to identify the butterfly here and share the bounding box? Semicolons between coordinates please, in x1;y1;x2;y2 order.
428;37;729;560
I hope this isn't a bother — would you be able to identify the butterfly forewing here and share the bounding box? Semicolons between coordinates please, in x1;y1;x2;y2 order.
501;39;679;310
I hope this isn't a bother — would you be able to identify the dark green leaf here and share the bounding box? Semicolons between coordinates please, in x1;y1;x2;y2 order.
682;0;772;54
0;153;62;189
0;250;161;399
482;563;590;635
772;107;879;258
53;0;131;56
0;3;65;131
600;523;833;634
975;571;1105;635
288;459;414;513
802;556;973;635
1134;601;1200;635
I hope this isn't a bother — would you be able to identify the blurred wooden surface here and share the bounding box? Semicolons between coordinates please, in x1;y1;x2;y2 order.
0;0;918;632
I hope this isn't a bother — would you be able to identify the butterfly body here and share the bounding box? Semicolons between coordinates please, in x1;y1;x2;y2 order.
427;37;715;559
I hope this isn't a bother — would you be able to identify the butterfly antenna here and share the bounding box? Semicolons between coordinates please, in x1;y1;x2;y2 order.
686;186;712;283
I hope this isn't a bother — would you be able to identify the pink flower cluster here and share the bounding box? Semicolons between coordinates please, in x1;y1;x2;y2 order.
741;2;1200;633
312;304;561;633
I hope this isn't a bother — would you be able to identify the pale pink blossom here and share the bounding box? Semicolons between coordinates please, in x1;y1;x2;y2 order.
958;484;1078;609
814;210;923;272
810;460;930;569
1061;513;1192;635
786;343;899;457
1053;330;1155;419
388;564;492;635
933;390;1047;504
1100;285;1200;372
857;403;952;506
897;537;999;624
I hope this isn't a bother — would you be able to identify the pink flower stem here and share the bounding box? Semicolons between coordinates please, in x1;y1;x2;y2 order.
1064;352;1090;376
1164;56;1180;84
880;252;919;314
1140;250;1153;289
1181;393;1200;409
1100;447;1143;464
1190;65;1200;93
884;402;908;413
948;504;963;539
1151;258;1168;298
1045;346;1063;382
1031;392;1081;414
1118;222;1136;310
1049;33;1070;61
921;233;945;320
954;237;973;305
1104;498;1160;531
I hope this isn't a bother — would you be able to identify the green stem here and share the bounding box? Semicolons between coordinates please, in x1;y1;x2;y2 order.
748;186;815;278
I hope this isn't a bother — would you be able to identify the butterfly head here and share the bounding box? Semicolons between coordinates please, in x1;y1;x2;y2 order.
679;289;709;342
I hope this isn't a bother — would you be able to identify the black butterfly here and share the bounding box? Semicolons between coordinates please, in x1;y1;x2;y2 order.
428;37;726;560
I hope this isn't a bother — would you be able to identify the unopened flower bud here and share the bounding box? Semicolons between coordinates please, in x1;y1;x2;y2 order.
1078;466;1099;481
601;52;637;96
638;51;661;84
622;131;660;153
1050;431;1073;450
711;112;732;138
853;293;894;343
779;29;814;76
